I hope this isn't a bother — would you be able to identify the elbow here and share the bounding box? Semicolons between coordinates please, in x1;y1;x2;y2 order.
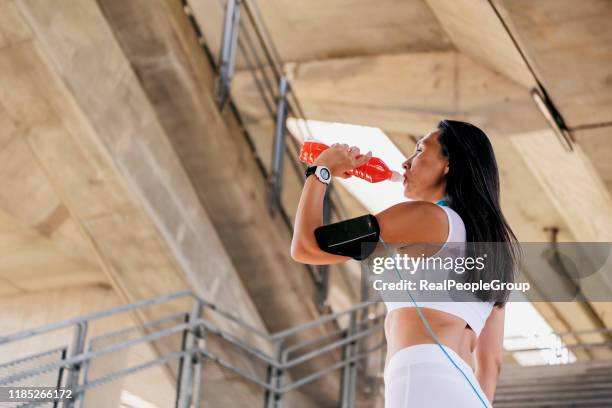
290;241;310;263
291;239;325;264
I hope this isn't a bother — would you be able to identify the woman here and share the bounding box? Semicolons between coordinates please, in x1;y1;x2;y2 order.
291;120;519;407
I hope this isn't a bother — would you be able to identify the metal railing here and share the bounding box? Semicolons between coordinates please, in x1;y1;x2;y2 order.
181;0;349;308
0;291;385;408
2;291;611;406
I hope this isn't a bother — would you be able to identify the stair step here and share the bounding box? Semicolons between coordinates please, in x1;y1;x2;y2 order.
496;382;612;395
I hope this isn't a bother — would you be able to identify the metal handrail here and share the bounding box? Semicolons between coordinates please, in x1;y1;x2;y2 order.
0;290;195;345
89;312;188;347
280;322;384;370
73;348;196;394
0;347;67;371
279;342;386;394
284;313;384;355
201;300;273;340
271;301;376;341
0;290;378;351
4;289;610;406
0;290;385;406
0;321;196;386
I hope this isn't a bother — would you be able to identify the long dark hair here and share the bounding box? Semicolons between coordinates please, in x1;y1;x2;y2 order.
437;120;520;306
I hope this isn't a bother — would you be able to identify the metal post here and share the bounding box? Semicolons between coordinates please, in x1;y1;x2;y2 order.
193;320;208;406
269;76;289;215
64;322;87;408
54;348;68;408
177;299;203;408
191;354;203;408
339;311;358;408
216;0;241;109
79;344;92;408
315;186;332;310
264;340;285;408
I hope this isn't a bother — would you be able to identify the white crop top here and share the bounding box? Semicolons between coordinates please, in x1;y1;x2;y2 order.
384;205;494;337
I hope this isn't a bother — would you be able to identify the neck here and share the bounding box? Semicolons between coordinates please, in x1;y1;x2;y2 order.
420;189;446;204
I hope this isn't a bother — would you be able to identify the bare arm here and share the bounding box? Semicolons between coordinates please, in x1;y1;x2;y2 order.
290;175;352;265
474;305;506;403
290;144;371;265
292;188;447;265
291;144;448;265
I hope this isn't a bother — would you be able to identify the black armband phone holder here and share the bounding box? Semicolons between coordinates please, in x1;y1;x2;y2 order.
314;214;380;260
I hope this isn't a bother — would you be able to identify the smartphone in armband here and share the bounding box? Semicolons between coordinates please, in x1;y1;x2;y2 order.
314;214;380;260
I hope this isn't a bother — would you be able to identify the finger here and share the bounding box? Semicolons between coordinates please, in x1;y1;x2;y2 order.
349;146;360;158
341;143;349;151
355;151;372;166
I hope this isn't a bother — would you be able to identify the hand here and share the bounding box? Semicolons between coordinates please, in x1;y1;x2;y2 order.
313;143;372;178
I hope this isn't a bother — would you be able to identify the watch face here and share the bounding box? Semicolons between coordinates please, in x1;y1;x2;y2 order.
320;168;330;180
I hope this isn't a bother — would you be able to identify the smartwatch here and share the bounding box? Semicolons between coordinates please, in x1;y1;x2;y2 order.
305;165;331;185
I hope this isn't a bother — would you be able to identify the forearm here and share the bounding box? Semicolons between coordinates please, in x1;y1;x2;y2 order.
294;176;326;242
475;363;500;403
291;176;327;254
291;177;348;264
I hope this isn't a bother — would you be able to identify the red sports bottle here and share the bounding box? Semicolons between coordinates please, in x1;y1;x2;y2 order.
299;141;402;183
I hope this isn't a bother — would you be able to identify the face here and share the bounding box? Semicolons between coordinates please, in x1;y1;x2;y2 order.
402;130;449;200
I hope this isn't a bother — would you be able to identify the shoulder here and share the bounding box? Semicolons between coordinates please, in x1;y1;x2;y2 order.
375;201;448;243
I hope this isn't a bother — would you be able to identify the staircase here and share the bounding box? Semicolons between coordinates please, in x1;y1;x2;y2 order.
494;360;612;407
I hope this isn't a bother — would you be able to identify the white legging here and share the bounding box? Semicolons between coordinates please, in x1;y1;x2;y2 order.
384;344;493;408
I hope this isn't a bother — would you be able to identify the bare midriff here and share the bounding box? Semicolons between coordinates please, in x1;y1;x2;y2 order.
384;307;477;371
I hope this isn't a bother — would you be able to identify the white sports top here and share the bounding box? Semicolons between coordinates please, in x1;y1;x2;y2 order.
384;205;494;337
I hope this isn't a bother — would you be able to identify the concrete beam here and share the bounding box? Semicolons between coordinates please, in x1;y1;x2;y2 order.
511;131;612;243
424;0;536;88
13;0;268;342
495;0;612;127
234;52;545;138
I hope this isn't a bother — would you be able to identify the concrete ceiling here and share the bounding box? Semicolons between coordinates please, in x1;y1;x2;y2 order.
253;0;454;61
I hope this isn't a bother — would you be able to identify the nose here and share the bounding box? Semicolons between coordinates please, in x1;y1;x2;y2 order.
402;159;411;171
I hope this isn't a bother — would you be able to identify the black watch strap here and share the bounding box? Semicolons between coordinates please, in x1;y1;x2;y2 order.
305;166;317;178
